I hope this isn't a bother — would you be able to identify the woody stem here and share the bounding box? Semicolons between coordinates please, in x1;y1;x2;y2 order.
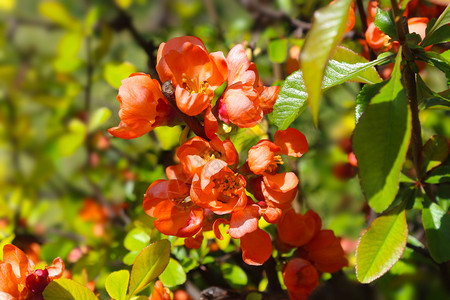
161;80;210;140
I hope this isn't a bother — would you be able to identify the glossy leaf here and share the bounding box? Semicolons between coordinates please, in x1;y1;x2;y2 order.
422;202;450;263
43;278;98;300
422;5;450;47
274;52;387;130
424;165;450;184
356;205;408;283
417;51;450;83
220;263;248;288
374;7;397;39
421;135;449;174
353;51;411;213
268;39;288;63
105;270;130;300
355;81;387;123
128;240;171;296
159;258;187;287
124;228;151;252
300;0;353;125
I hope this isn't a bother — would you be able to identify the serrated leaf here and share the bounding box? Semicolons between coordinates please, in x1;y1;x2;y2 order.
268;39;288;63
103;62;137;89
417;51;450;83
43;278;98;300
356;205;408;283
88;107;111;132
355;81;387;123
422;202;450;263
105;270;129;300
159;258;186;287
424;165;450;184
374;7;398;39
129;240;171;296
422;5;450;47
300;0;353;125
353;50;412;213
39;1;81;29
421;135;449;174
273;53;388;130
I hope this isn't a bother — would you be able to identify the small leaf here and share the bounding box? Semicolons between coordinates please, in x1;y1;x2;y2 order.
417;51;450;83
220;263;248;288
424;165;450;184
88;107;111;132
268;39;288;63
353;50;412;213
159;258;187;287
124;229;150;252
103;62;137;89
422;202;450;263
356;205;408;283
105;270;130;300
39;1;80;29
422;5;450;47
374;7;397;39
128;240;171;296
421;135;449;174
300;0;353;125
43;278;98;300
153;126;183;150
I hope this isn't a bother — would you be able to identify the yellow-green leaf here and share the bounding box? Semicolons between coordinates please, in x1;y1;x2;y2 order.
43;278;98;300
105;270;129;300
103;62;137;89
39;1;81;29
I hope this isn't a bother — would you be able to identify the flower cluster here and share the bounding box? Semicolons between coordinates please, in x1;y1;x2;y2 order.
0;244;65;299
143;127;308;265
277;209;348;299
108;36;280;139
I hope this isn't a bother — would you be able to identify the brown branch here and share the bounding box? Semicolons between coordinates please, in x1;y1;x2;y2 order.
161;81;209;140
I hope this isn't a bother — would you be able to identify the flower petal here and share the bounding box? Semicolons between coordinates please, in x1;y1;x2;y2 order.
2;244;30;283
274;128;308;158
228;205;260;239
241;228;272;265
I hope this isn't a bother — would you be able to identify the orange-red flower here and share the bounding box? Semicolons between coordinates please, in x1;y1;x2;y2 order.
330;0;355;33
282;258;319;300
143;180;204;238
277;209;321;248
218;44;279;128
156;36;228;116
0;244;65;300
108;73;174;139
240;228;273;266
297;229;348;273
190;159;247;214
150;280;171;300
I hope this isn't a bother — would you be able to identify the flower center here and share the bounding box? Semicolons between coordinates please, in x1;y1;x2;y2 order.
213;173;241;198
182;73;210;94
267;155;284;173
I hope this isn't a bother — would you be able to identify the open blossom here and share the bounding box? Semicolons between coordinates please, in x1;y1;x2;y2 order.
0;244;65;300
108;73;175;139
218;44;279;128
143;179;204;238
277;209;322;248
156;36;228;116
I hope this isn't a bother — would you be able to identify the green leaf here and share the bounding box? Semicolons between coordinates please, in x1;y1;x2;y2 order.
424;165;450;184
39;1;81;30
153;126;183;150
355;81;387;123
422;5;450;47
43;278;98;300
124;228;150;251
353;51;412;213
421;25;450;47
273;53;389;130
374;7;397;39
56;119;87;157
422;202;450;263
159;258;187;287
220;263;248;288
356;205;408;283
116;0;133;9
417;51;450;83
268;39;288;63
128;240;171;296
103;62;137;89
421;135;449;174
88;107;111;132
105;270;130;300
300;0;353;125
